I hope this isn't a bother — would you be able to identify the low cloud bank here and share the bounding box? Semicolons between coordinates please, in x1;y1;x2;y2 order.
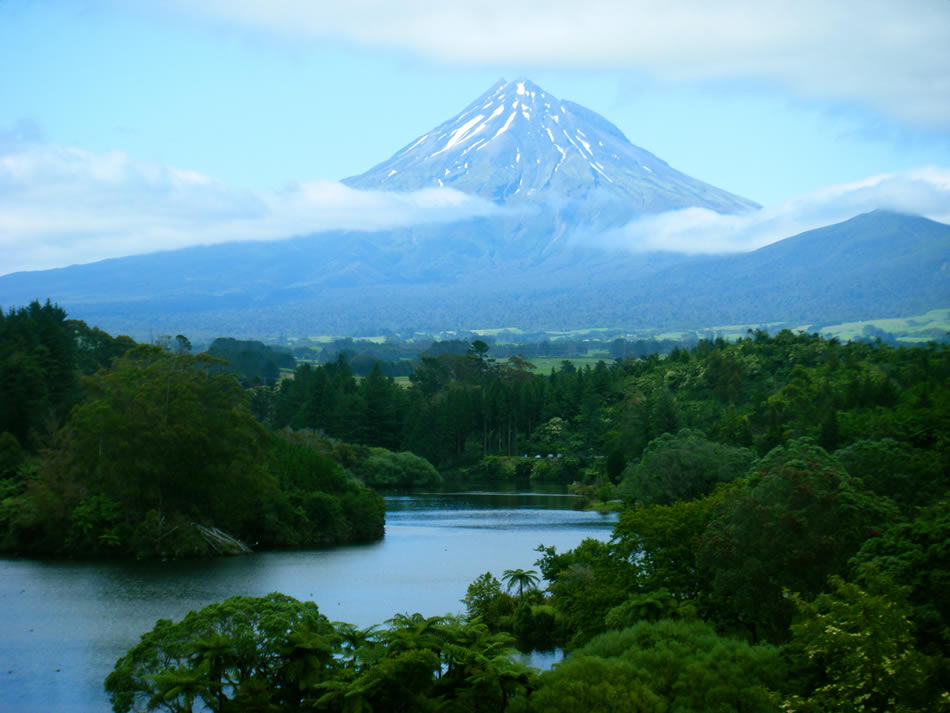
598;168;950;254
2;133;947;275
0;141;501;275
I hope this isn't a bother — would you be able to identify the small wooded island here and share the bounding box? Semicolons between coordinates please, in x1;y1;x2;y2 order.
1;299;948;711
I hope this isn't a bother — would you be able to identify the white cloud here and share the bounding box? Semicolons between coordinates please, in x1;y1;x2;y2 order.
165;0;950;129
3;135;947;276
0;142;501;275
597;167;950;254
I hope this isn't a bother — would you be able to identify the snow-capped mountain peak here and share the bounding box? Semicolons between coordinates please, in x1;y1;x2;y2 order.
343;78;757;218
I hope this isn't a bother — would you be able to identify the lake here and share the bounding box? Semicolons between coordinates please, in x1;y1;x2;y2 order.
0;491;616;712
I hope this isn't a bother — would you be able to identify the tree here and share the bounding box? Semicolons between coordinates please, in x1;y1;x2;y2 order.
849;496;950;667
22;346;276;556
696;440;897;641
70;319;136;375
105;593;337;713
612;489;723;602
315;613;533;713
530;619;785;713
463;572;516;629
360;363;405;449
502;568;540;598
618;429;753;505
355;448;442;489
835;438;945;512
530;655;664;713
536;539;636;647
783;575;936;713
0;300;77;448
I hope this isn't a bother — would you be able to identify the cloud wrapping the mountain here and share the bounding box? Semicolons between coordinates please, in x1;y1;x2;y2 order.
2;131;948;275
599;168;950;254
0;141;501;274
168;0;950;129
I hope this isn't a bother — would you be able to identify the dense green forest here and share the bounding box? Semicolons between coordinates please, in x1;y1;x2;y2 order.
0;301;384;557
207;337;296;384
257;329;949;483
2;300;948;710
114;321;950;711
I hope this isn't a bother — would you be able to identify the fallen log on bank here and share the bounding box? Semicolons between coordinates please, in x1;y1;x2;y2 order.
194;524;253;555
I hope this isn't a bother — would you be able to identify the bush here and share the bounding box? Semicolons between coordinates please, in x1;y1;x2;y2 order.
358;448;442;489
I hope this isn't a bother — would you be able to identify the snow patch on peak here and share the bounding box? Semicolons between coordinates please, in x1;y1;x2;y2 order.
589;161;614;183
553;143;567;172
494;112;517;138
399;134;429;156
462;138;486;156
432;114;485;156
342;77;758;216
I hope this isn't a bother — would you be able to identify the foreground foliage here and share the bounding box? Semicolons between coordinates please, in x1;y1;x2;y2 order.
106;594;534;713
448;334;949;709
531;619;786;713
783;574;937;713
4;301;950;708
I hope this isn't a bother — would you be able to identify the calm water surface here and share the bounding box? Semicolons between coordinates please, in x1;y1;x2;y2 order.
0;492;616;712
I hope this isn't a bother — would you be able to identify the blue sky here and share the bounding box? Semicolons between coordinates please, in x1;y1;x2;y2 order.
1;0;949;273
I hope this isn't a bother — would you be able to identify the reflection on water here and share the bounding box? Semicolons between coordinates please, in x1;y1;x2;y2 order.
516;648;565;670
386;491;613;530
0;491;616;713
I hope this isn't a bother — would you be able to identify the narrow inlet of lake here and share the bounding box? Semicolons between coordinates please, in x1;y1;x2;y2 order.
0;491;616;713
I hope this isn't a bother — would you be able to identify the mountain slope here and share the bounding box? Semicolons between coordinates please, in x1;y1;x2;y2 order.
0;79;944;338
343;79;757;221
1;211;946;339
594;210;950;327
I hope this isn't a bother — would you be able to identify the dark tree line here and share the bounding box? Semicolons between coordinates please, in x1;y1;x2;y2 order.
261;347;616;474
253;329;949;494
207;337;295;384
0;301;383;558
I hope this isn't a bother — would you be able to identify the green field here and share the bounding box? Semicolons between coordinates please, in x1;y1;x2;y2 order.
650;308;950;344
528;356;612;373
809;308;950;343
270;307;950;370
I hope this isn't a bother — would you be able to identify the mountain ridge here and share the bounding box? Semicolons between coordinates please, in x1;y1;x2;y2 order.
1;78;945;339
1;210;946;339
343;78;758;222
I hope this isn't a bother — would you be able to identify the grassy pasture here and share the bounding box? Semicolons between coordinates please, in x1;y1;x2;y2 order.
812;308;950;343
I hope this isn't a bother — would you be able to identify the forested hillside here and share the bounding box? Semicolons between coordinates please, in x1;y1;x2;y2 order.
260;330;949;483
0;301;384;557
3;300;949;710
243;327;949;710
249;319;950;710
